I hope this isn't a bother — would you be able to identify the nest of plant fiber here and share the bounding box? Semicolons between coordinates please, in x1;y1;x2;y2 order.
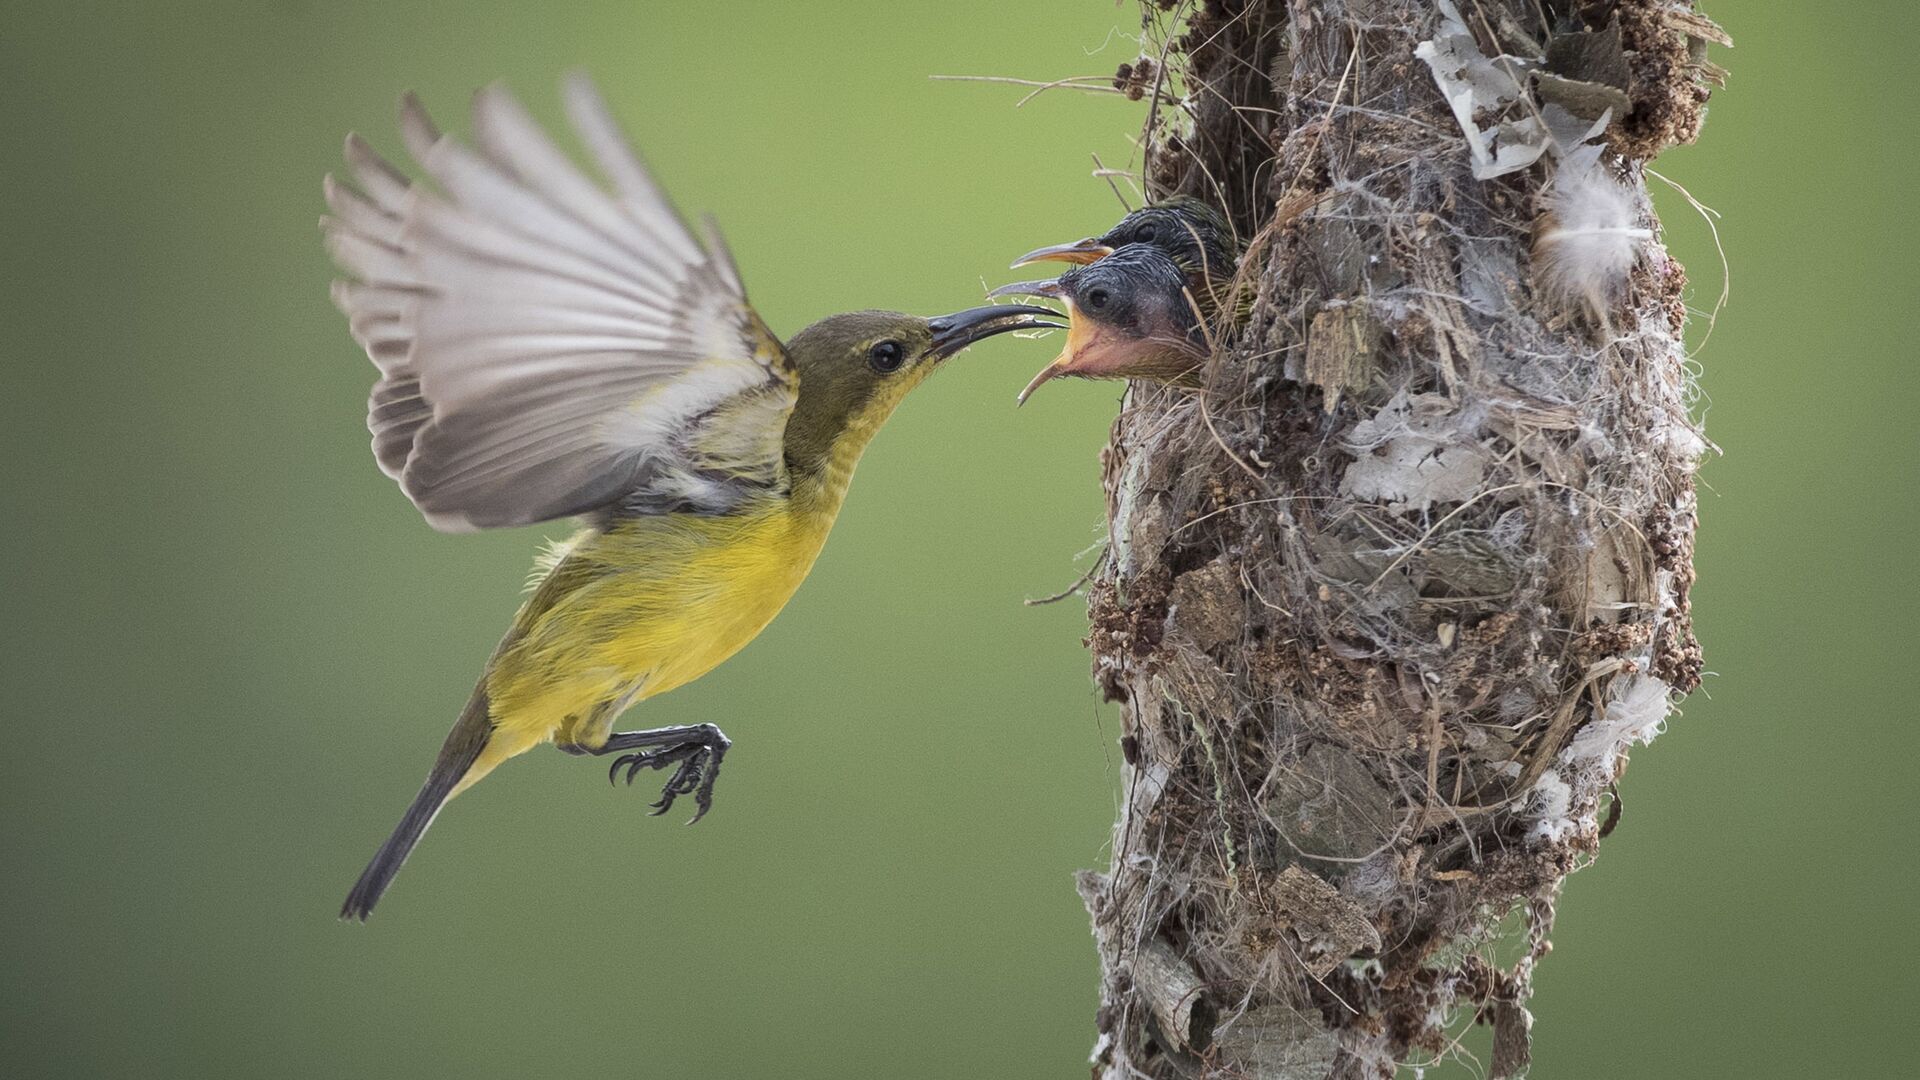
1078;2;1723;1077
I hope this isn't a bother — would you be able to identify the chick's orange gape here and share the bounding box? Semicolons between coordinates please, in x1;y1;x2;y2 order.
323;74;1058;920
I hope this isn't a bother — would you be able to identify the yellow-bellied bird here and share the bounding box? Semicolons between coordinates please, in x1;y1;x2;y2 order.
323;76;1059;920
996;245;1206;404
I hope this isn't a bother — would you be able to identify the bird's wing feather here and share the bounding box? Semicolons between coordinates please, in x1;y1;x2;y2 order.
323;74;796;531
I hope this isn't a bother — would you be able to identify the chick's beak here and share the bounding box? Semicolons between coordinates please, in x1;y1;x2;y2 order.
986;278;1064;301
927;303;1063;361
1010;237;1115;269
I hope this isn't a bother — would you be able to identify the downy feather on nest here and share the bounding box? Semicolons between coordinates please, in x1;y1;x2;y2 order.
1532;143;1652;328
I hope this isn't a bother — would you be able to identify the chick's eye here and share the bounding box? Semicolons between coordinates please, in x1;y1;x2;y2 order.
867;340;905;373
1134;223;1158;243
1085;288;1112;312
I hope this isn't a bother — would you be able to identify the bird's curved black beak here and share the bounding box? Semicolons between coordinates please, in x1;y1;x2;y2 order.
1010;237;1114;269
927;303;1063;361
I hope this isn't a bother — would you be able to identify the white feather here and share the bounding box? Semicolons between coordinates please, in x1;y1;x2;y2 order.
1533;144;1652;322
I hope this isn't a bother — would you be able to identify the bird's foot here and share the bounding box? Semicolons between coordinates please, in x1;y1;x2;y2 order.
604;724;730;824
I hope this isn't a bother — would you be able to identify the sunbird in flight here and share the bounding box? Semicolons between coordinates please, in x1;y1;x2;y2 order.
323;75;1059;920
994;198;1239;401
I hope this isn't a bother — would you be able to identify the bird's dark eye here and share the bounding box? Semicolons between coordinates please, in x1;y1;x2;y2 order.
1135;223;1158;243
867;340;905;373
1085;288;1112;312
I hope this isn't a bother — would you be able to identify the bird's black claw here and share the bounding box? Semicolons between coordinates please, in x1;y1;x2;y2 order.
609;729;728;825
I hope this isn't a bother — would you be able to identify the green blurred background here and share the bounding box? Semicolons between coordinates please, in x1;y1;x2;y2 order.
2;2;1911;1077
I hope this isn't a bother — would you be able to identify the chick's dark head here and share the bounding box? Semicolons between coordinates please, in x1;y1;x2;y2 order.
1013;245;1207;404
1011;196;1238;285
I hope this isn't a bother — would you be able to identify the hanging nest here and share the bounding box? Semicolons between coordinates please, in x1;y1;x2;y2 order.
1081;2;1724;1077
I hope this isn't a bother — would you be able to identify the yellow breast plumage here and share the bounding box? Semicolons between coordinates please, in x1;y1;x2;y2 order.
483;496;838;759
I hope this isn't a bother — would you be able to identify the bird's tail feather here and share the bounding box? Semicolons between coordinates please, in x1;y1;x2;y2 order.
340;686;493;921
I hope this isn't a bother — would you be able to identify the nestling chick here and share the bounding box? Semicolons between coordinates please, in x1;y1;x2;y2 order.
999;245;1207;404
1011;196;1240;317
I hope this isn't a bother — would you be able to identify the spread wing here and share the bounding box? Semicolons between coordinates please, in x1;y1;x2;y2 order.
322;74;797;531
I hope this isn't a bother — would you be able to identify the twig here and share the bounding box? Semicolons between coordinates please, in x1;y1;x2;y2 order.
1092;152;1135;212
928;73;1125;109
1025;547;1108;606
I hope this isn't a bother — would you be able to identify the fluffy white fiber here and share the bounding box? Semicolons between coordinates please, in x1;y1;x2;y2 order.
1566;673;1674;762
1528;675;1675;844
1533;143;1653;322
1527;769;1579;845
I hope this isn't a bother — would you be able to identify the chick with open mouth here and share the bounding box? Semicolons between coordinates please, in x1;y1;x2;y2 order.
991;244;1207;405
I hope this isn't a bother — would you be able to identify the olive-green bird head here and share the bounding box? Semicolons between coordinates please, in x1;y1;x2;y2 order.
999;246;1206;404
782;304;1059;469
1011;196;1239;285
